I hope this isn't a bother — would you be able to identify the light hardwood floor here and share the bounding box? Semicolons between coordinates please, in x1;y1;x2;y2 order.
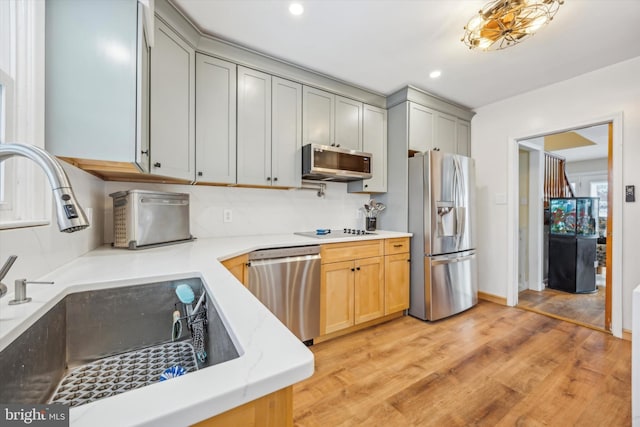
293;301;630;426
518;286;605;330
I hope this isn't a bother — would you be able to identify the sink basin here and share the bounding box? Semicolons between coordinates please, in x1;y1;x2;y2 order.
0;277;239;407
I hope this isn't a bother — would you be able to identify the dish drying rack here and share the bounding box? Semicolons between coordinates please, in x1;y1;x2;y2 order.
176;292;208;364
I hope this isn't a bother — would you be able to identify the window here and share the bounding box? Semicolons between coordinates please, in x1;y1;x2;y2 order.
0;0;48;228
590;180;608;218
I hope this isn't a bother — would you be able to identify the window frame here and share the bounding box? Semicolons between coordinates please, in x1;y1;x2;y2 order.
0;0;49;229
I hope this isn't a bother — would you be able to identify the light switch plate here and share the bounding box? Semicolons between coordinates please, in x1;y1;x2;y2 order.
626;185;635;202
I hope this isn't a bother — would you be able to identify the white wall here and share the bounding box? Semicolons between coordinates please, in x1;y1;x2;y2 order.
0;163;105;287
472;56;640;329
103;181;370;243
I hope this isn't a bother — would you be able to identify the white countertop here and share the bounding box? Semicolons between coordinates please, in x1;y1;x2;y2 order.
0;230;411;426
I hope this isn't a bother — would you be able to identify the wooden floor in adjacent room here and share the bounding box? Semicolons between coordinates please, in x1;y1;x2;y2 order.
518;285;605;330
292;301;630;427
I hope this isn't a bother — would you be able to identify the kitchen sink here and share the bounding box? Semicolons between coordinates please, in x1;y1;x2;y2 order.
0;277;239;407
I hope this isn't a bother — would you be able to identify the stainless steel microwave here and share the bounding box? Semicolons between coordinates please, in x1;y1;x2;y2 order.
302;143;372;182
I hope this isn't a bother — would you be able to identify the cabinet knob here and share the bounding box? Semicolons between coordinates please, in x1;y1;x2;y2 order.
351;268;355;272
266;177;271;181
198;171;203;177
356;267;361;271
336;144;340;148
407;259;411;263
364;184;368;188
273;177;278;182
154;162;161;168
141;150;149;156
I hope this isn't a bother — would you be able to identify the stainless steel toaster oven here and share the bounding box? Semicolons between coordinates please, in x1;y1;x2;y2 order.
109;190;194;249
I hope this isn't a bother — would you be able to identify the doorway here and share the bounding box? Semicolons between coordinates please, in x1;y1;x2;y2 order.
509;120;618;334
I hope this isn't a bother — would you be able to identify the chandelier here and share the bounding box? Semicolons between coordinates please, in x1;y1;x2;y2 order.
462;0;563;51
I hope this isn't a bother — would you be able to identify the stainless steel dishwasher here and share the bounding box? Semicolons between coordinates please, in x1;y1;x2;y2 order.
247;245;321;343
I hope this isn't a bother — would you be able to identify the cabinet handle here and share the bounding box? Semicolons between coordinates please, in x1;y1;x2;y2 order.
351;268;355;272
393;244;403;248
273;177;278;182
364;184;368;188
407;259;411;263
356;267;361;271
154;162;161;168
246;262;251;267
336;144;340;148
266;177;271;181
198;171;203;177
141;150;149;156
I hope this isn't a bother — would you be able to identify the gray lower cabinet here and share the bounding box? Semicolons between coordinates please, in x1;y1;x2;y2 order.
348;105;387;193
195;53;237;184
150;19;195;181
45;0;151;172
237;67;302;187
302;86;363;151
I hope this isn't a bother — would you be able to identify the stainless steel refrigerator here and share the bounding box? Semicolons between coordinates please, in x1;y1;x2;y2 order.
408;151;478;321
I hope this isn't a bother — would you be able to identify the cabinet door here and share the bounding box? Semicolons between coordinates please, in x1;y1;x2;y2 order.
222;254;249;286
456;119;471;157
334;96;363;151
303;86;334;146
237;66;272;186
354;256;385;324
321;261;355;334
434;112;457;154
195;54;236;184
408;102;434;152
45;0;140;164
150;20;195;181
137;5;151;173
385;253;410;314
348;104;387;193
271;77;302;187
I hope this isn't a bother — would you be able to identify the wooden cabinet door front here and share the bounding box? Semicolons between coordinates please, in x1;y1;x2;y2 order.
385;253;410;314
321;261;355;334
354;256;385;324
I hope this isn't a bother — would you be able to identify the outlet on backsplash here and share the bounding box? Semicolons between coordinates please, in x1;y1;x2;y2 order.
223;209;233;223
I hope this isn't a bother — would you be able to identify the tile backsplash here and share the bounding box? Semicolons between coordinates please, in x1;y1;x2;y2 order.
1;163;377;286
103;181;372;242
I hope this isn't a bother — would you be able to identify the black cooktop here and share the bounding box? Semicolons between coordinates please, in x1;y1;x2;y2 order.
294;228;377;239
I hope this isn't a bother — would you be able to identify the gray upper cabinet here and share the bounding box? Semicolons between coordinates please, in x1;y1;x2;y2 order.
335;96;363;151
434;111;457;153
408;102;435;152
303;86;363;151
45;0;152;172
271;77;303;187
195;53;236;184
237;66;272;186
456;120;471;157
348;105;387;193
303;86;334;146
150;19;195;181
237;67;302;187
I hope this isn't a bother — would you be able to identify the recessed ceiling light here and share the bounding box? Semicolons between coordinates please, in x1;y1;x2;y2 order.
289;3;304;16
429;70;442;79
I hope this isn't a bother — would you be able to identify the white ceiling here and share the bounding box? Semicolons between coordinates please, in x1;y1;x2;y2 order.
170;0;640;109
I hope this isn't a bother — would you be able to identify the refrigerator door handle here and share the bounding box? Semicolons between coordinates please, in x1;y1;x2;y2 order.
430;252;476;265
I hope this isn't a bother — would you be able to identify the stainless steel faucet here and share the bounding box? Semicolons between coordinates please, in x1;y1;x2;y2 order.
0;143;90;232
0;255;18;298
